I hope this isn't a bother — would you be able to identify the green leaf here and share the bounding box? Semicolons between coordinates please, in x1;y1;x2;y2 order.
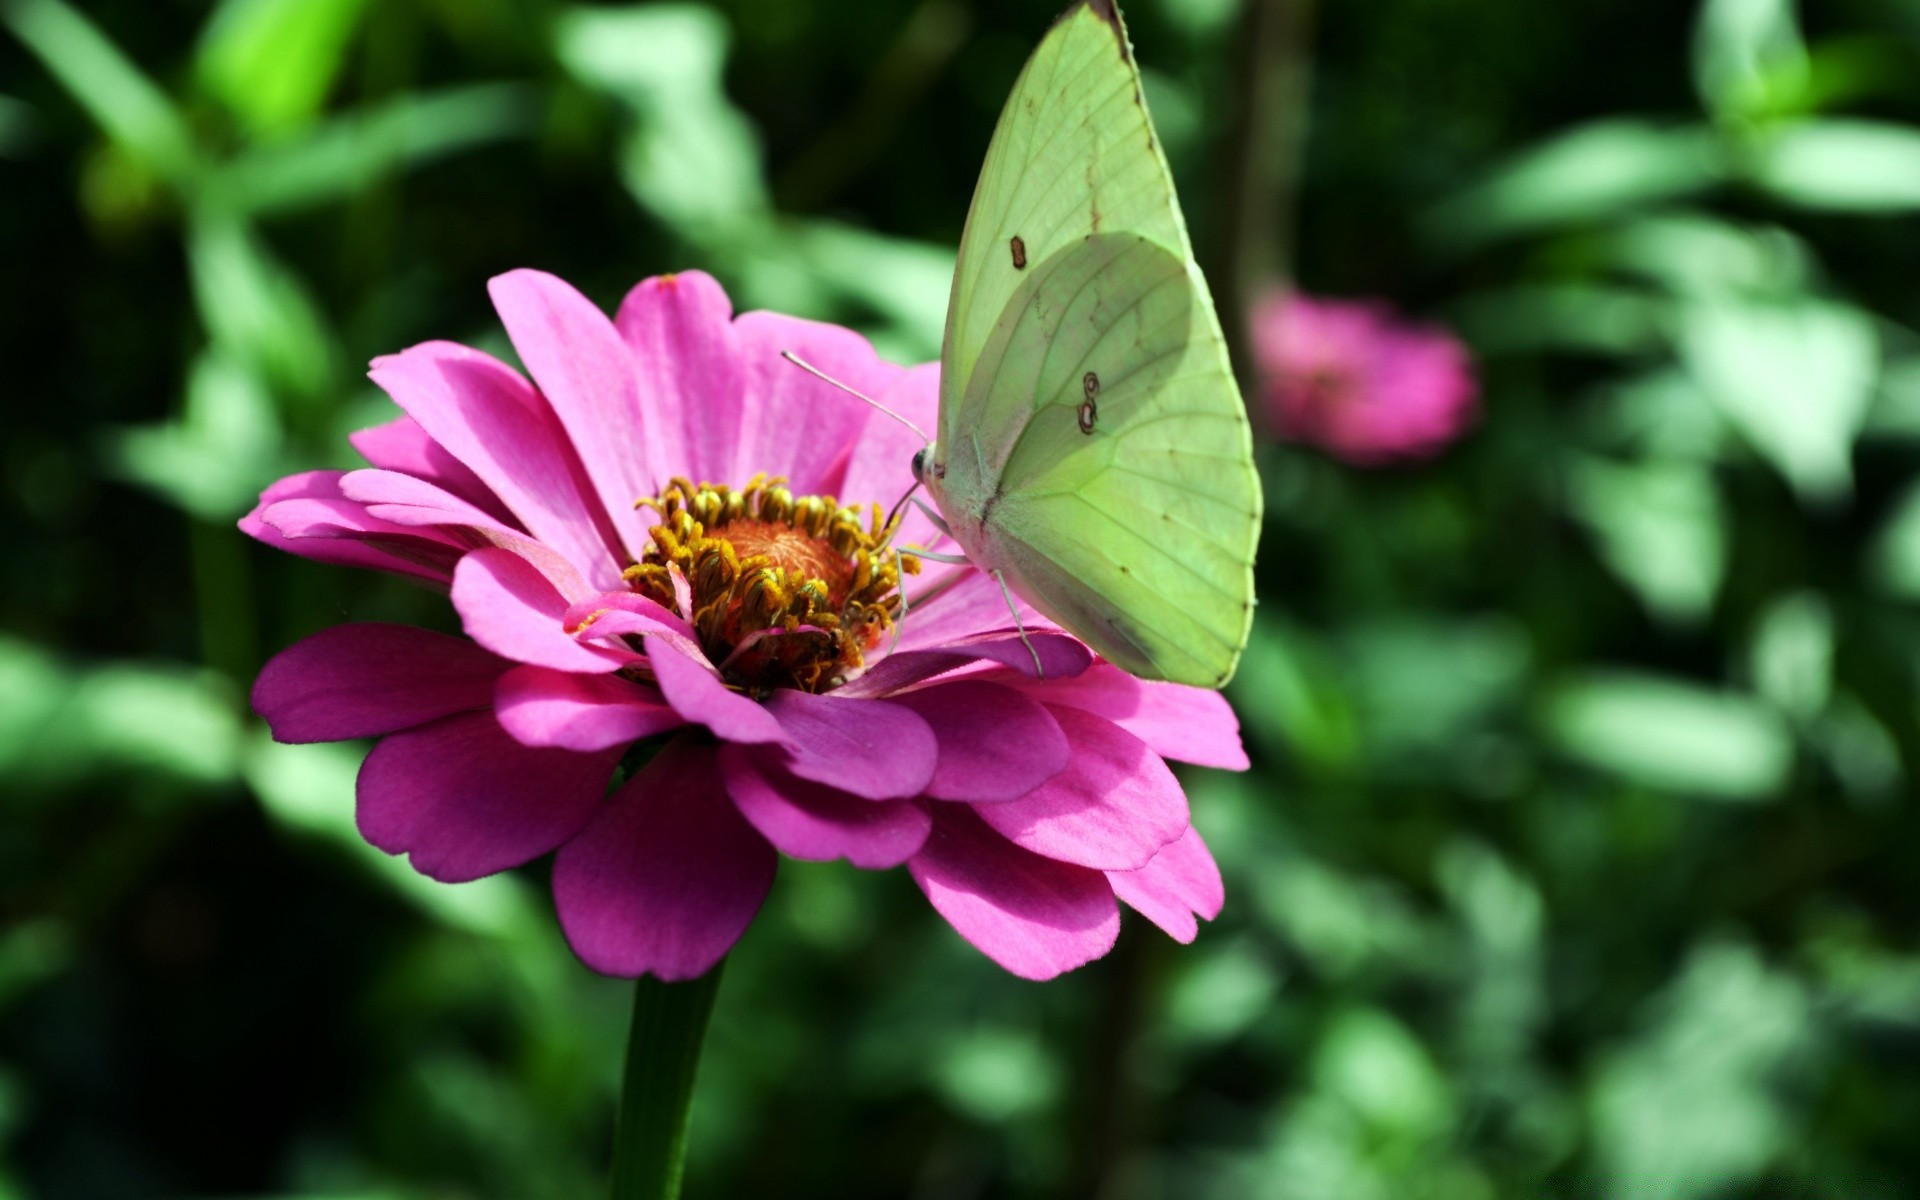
109;351;283;519
1747;591;1832;720
1430;121;1725;248
1692;0;1809;122
1450;284;1667;357
0;93;37;158
211;83;538;217
3;0;199;184
1602;212;1812;298
1752;120;1920;212
187;214;337;403
1679;298;1876;502
1546;671;1792;800
195;0;370;139
1567;457;1726;626
1869;480;1920;597
556;5;767;238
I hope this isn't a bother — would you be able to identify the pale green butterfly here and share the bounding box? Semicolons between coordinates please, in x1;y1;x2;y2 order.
911;0;1260;688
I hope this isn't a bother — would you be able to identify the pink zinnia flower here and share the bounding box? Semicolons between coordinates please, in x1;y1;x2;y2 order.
244;269;1247;981
1250;289;1478;464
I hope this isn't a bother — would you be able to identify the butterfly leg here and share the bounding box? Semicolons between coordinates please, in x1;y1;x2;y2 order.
993;569;1045;679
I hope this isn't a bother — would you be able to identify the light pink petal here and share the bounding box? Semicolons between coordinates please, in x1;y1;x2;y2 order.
370;342;625;590
997;664;1251;771
253;623;507;743
357;711;619;883
889;680;1069;802
1106;826;1224;944
616;272;746;489
341;467;591;599
348;414;513;525
839;363;947;550
761;689;936;801
720;745;930;868
451;548;635;674
971;705;1188;871
733;310;899;495
897;568;1060;653
494;665;684;751
644;634;787;745
564;592;705;660
489;269;654;563
835;631;1092;698
242;470;460;585
553;737;776;980
908;804;1119;980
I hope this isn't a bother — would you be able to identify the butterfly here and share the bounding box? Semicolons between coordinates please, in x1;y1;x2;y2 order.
910;0;1261;689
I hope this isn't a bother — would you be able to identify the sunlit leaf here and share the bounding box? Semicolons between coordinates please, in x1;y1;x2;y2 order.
1747;591;1831;720
1602;212;1811;298
1692;0;1809;122
1546;671;1792;800
1430;120;1725;247
1450;284;1666;357
195;0;370;139
1567;457;1726;625
109;351;283;519
1753;120;1920;212
187;214;337;404
1679;297;1875;502
3;0;198;184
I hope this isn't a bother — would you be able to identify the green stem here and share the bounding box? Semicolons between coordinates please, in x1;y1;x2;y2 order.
608;962;727;1200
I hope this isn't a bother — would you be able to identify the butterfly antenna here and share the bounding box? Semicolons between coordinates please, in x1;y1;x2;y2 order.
780;351;930;444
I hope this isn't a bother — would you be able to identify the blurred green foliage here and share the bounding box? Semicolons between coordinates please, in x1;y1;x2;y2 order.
4;0;1920;1196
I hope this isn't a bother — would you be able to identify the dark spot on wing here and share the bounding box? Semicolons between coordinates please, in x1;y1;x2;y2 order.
1010;236;1027;270
1078;371;1099;434
1084;0;1130;61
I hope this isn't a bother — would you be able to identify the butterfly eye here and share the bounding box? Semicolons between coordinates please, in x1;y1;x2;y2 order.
911;447;930;484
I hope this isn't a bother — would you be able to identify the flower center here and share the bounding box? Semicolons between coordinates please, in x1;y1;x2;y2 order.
623;475;917;694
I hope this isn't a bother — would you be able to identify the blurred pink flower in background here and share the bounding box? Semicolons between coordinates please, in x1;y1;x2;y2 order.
1250;289;1479;464
244;268;1246;982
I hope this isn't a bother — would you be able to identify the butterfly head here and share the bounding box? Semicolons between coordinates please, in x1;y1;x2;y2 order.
911;444;946;486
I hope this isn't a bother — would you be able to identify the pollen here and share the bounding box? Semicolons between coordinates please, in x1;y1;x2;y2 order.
624;475;919;693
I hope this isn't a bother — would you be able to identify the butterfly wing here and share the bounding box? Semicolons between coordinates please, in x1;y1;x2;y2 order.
930;0;1259;687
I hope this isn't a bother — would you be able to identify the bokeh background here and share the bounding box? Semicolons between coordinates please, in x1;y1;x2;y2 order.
6;0;1920;1196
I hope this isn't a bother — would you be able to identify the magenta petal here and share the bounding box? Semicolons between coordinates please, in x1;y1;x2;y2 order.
553;738;776;980
839;363;945;548
1106;826;1224;944
370;342;624;591
253;623;507;743
494;665;684;751
890;680;1069;802
835;633;1092;699
733;310;897;495
357;711;619;883
908;805;1119;980
348;414;513;525
342;468;592;599
644;635;787;745
1002;664;1251;771
896;569;1060;654
972;706;1188;871
616;272;746;490
489;270;654;564
761;689;936;801
452;548;634;674
720;745;930;868
243;470;460;585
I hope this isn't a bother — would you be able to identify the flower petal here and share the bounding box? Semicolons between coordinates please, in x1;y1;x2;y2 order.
761;689;936;800
370;341;625;590
896;569;1059;654
839;362;947;550
452;548;635;673
253;623;507;743
889;680;1069;802
998;664;1250;770
971;705;1188;871
908;804;1118;980
342;468;592;599
732;310;898;495
1105;825;1224;944
357;711;619;883
616;272;746;490
720;746;930;868
494;665;684;751
348;414;513;525
553;738;776;980
243;470;461;585
489;269;655;564
644;635;787;745
836;631;1092;699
